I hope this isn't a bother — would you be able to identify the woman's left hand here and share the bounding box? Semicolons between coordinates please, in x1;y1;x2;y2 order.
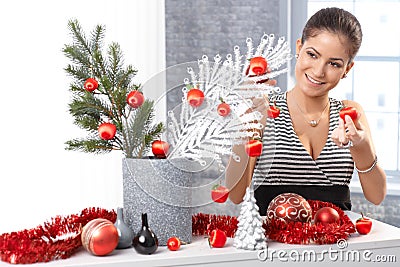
331;112;366;148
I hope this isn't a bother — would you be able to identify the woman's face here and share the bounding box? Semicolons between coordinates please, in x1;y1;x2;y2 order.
295;31;354;97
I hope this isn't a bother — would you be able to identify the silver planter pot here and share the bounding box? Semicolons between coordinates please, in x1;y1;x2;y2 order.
122;157;193;246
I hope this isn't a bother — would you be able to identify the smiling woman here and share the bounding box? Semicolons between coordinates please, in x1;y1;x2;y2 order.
226;7;387;215
0;0;165;234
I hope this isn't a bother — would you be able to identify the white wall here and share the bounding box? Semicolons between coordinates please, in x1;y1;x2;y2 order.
0;0;165;233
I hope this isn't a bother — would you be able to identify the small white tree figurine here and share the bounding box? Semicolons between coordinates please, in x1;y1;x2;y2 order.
233;187;267;250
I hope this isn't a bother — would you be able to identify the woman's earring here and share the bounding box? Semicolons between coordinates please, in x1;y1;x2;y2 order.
295;54;299;59
342;72;348;79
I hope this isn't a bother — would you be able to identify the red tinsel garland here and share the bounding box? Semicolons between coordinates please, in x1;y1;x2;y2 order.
1;201;355;264
265;200;356;244
0;207;116;264
192;200;356;245
192;213;238;238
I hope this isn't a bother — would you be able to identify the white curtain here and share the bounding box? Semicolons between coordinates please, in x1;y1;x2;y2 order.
0;0;166;233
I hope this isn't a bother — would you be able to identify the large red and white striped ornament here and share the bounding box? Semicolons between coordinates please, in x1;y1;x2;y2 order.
266;193;312;223
81;218;119;256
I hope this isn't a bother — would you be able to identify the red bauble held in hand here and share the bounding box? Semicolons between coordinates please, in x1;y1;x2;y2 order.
84;78;99;92
249;57;268;76
339;106;358;122
127;90;145;108
314;207;340;225
151;140;170;158
81;218;119;256
266;193;313;223
98;122;117;140
187;88;205;107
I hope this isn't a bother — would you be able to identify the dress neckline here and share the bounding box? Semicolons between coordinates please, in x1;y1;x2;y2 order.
282;92;332;161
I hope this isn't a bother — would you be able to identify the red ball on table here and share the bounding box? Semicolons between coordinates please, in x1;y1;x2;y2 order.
81;218;119;256
266;193;312;223
314;207;340;225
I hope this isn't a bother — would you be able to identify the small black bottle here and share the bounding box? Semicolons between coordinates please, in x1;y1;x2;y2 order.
132;213;158;254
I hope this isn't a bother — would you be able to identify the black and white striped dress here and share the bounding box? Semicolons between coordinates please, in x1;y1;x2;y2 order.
253;92;354;214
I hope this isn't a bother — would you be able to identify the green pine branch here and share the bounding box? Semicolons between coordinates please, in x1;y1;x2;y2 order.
64;19;164;158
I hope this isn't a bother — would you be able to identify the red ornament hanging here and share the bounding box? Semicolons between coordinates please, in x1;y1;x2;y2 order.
217;102;231;117
211;185;229;203
266;193;312;223
98;122;117;140
84;78;99;92
187;88;205;107
245;139;263;157
151;140;170;158
126;90;145;108
249;57;268;76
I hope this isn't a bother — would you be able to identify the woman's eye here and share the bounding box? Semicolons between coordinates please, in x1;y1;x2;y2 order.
307;51;317;58
330;62;342;68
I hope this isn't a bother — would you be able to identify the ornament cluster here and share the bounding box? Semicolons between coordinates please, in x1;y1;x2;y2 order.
165;34;291;168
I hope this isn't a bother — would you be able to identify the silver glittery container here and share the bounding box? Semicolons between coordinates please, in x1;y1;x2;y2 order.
122;158;193;246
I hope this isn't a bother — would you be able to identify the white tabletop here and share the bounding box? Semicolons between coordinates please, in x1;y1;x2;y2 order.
1;212;399;266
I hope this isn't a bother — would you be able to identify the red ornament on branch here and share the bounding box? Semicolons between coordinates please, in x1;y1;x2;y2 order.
84;78;99;92
211;185;229;203
126;90;145;108
98;122;117;140
249;57;268;76
187;88;205;107
217;99;231;117
151;140;170;158
245;139;263;157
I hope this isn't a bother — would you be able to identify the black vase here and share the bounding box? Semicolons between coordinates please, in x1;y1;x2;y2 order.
132;213;158;254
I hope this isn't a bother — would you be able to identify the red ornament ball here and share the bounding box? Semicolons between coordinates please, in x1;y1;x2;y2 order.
314;207;340;225
266;193;312;223
249;56;268;76
84;78;98;92
151;140;170;158
208;229;227;248
245;139;263;157
187;88;205;107
217;102;231;117
167;236;181;251
127;90;145;108
98;122;117;140
81;218;119;256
